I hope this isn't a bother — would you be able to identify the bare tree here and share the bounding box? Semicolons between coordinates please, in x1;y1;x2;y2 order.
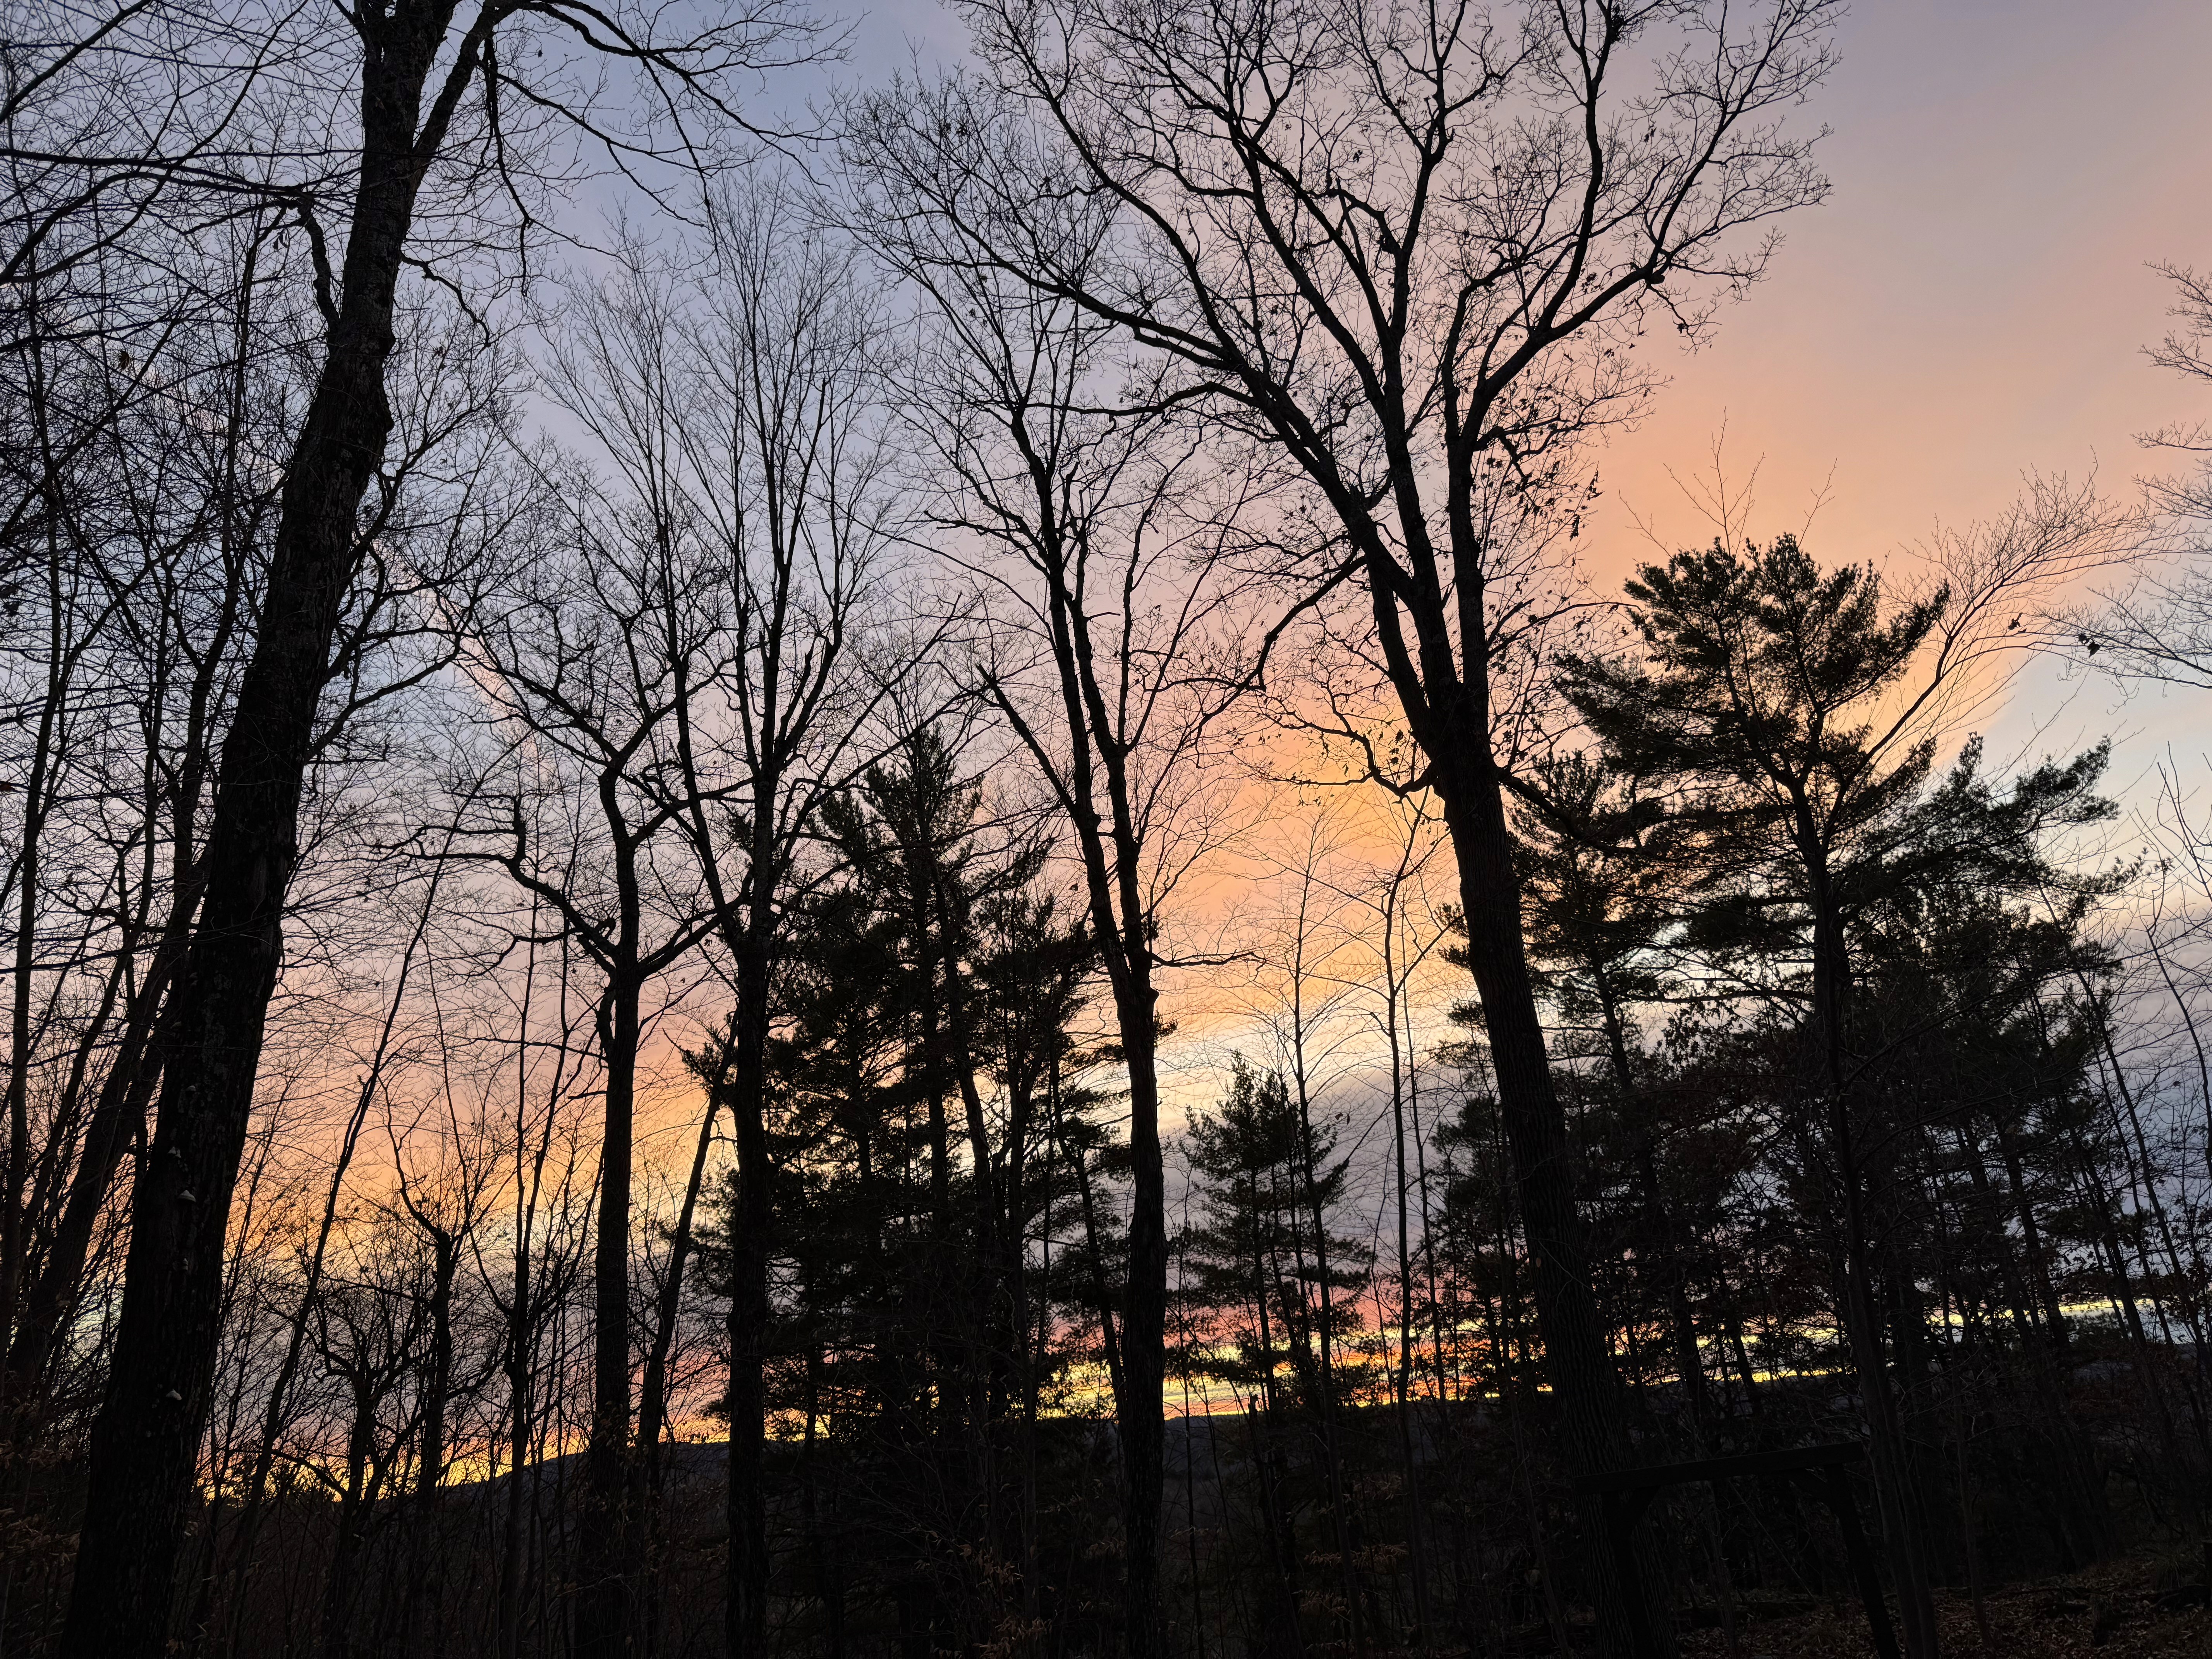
843;172;1285;1646
384;1050;503;1650
60;0;824;1642
671;186;914;1659
0;201;301;1438
512;180;914;1659
454;425;726;1655
474;910;598;1659
1327;799;1449;1644
2066;263;2212;686
850;5;1850;1648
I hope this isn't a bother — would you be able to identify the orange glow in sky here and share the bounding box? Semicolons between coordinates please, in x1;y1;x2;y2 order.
1587;0;2212;573
848;0;2212;579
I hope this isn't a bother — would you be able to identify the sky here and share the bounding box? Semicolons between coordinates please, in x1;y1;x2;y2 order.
1590;0;2212;561
754;0;2212;1101
829;0;2212;571
344;4;2212;1434
558;0;2212;1144
1575;0;2212;793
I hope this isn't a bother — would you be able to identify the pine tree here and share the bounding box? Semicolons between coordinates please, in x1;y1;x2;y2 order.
1564;536;2117;1655
1177;1058;1372;1649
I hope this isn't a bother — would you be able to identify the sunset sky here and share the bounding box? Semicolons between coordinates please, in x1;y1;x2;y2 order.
551;0;2212;1148
1589;0;2212;556
844;0;2212;554
832;0;2212;778
1578;0;2212;786
798;0;2212;1106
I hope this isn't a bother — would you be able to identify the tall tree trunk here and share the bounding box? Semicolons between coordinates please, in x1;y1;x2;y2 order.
498;1246;537;1659
319;1397;376;1659
1805;892;1941;1659
726;866;776;1659
1111;994;1168;1659
404;1231;458;1655
59;6;477;1641
579;972;643;1658
1433;756;1668;1659
988;476;1172;1659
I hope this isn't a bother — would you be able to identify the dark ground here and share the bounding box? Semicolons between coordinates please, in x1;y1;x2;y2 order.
1675;1546;2212;1659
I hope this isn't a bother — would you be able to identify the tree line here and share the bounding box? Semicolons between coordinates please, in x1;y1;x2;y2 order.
3;0;2211;1656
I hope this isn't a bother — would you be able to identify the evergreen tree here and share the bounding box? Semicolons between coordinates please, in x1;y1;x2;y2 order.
1176;1056;1372;1652
1180;1060;1367;1414
1564;536;2118;1652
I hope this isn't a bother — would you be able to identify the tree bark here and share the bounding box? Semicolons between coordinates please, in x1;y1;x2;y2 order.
578;970;642;1659
725;895;775;1659
1434;756;1666;1659
60;5;480;1648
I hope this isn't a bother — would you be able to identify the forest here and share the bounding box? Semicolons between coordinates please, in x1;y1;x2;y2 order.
5;0;2212;1656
